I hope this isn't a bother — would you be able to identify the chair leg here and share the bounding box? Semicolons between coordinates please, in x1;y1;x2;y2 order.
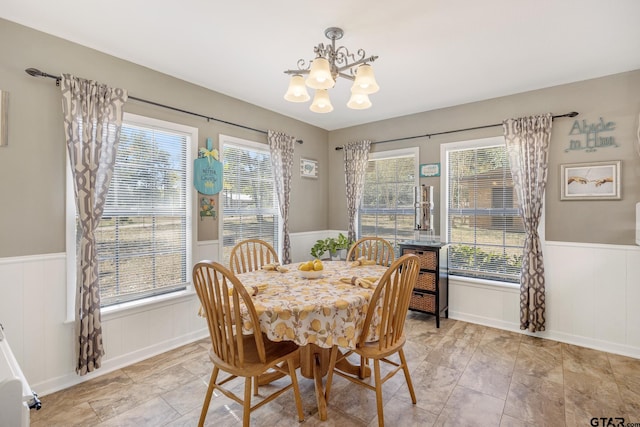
287;358;305;422
243;377;252;427
253;376;259;396
398;349;417;404
199;367;218;427
324;345;339;402
359;355;368;379
373;359;385;427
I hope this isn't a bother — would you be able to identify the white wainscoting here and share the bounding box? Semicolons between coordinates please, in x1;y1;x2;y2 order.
449;241;640;359
0;230;337;396
3;237;636;397
0;252;209;396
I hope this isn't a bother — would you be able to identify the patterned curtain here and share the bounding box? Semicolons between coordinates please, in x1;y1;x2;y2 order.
61;74;128;375
503;113;552;333
343;140;372;242
268;131;294;264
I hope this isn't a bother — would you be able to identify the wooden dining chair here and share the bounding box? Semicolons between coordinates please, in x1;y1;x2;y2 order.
346;236;396;266
229;239;279;274
325;253;420;427
192;260;304;427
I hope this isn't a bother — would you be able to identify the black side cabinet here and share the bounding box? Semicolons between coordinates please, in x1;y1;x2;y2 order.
399;241;448;327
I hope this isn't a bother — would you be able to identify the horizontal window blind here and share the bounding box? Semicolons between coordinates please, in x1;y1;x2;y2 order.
97;122;189;306
360;153;416;252
446;143;525;282
222;142;279;264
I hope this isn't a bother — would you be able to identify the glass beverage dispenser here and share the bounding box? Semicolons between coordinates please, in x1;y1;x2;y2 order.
414;185;434;240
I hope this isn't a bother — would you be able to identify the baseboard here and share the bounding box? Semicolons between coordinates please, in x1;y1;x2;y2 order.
33;328;209;396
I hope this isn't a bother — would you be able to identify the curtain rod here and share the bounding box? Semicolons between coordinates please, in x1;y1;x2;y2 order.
334;111;579;150
24;68;304;144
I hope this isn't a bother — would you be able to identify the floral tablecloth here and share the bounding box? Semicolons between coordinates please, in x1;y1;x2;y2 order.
237;261;387;349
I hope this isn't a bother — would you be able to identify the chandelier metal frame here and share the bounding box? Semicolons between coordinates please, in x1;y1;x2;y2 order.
283;27;379;112
284;27;378;83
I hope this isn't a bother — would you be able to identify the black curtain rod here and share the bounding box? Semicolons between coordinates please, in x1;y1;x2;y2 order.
334;111;579;150
25;68;304;144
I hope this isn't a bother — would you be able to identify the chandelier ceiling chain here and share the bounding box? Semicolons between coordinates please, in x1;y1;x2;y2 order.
283;27;379;113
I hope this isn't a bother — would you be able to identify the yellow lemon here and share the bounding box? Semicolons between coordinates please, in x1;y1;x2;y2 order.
311;319;322;332
337;337;349;347
285;327;295;340
335;299;349;310
345;326;355;339
274;322;287;337
313;260;324;271
277;309;292;320
299;262;311;271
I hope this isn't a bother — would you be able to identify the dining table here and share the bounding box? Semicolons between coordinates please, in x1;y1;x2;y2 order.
235;260;388;421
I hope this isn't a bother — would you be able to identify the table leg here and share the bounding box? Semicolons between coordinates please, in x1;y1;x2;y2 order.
313;353;328;420
298;344;371;421
299;344;330;420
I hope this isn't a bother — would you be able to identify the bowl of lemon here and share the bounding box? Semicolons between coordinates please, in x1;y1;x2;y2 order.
298;259;324;279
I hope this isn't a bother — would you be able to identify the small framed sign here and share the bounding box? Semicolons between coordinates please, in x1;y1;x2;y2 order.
300;158;318;178
420;163;440;177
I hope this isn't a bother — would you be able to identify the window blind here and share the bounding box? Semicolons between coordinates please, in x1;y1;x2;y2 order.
221;142;279;264
96;122;189;306
446;143;525;282
359;152;416;252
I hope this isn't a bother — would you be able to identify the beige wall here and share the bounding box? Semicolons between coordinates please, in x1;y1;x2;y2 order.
0;19;329;257
2;18;639;259
329;70;640;245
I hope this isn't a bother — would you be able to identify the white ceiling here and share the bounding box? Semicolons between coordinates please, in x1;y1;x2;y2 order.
2;0;640;131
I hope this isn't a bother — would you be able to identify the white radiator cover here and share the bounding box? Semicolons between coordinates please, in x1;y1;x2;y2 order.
0;326;40;427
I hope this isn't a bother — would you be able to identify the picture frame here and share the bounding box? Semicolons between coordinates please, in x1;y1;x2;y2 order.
420;163;440;177
300;158;318;178
560;160;621;200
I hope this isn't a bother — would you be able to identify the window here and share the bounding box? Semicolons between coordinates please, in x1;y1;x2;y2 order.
66;113;195;310
442;136;525;283
359;148;418;252
219;135;280;264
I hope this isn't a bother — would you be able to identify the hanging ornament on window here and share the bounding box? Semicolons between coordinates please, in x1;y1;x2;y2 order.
194;137;222;195
199;197;217;220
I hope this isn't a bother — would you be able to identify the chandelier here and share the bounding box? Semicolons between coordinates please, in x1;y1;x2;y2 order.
283;27;379;113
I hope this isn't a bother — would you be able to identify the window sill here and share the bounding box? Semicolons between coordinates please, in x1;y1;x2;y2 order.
449;275;520;291
64;288;197;324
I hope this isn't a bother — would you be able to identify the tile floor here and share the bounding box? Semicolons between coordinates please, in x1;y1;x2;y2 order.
30;312;640;426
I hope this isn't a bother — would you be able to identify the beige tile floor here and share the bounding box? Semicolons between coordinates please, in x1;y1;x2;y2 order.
30;312;640;426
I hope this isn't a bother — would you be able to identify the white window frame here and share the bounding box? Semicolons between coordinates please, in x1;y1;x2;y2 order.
440;136;538;288
358;147;419;250
65;113;197;321
217;134;282;263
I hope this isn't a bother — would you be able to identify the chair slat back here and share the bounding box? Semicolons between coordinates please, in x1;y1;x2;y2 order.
347;237;396;266
230;239;279;274
358;254;420;350
193;261;266;367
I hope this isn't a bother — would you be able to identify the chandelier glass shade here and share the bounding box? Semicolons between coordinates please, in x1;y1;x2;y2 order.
310;89;333;113
284;27;379;113
283;75;310;102
306;58;335;89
